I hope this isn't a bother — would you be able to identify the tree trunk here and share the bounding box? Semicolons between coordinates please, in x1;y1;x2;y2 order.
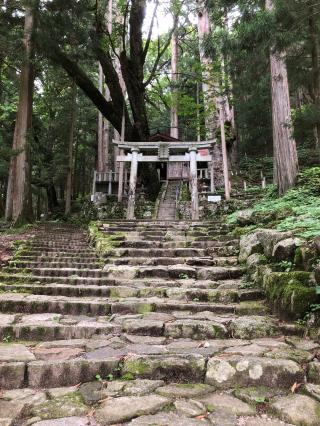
97;0;113;171
65;79;77;215
97;63;108;172
170;29;179;139
197;0;224;189
266;0;299;195
46;182;59;212
308;4;320;151
5;4;36;224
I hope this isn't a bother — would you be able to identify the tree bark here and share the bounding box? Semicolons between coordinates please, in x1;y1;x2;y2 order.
170;29;179;139
97;0;113;171
266;0;299;195
197;0;224;189
5;4;36;224
65;79;77;215
308;4;320;151
97;63;108;172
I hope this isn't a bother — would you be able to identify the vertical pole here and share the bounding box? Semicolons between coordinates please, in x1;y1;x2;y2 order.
189;147;199;220
210;150;215;193
219;104;230;201
108;169;113;195
170;28;179;140
117;109;126;202
127;148;139;220
92;170;97;201
118;149;125;201
196;82;201;142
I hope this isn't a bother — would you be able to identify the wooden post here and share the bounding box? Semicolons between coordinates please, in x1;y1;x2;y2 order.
118;149;125;201
117;109;126;202
127;148;139;219
244;180;247;192
210;156;216;193
219;103;230;201
108;170;113;195
189;147;199;220
92;171;97;200
262;177;266;189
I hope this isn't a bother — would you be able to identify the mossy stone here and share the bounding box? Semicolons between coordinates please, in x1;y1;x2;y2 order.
264;271;317;319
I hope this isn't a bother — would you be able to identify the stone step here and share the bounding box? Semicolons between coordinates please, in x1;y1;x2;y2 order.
107;256;238;267
13;250;99;262
0;282;263;302
19;247;96;254
8;261;103;269
0;293;247;316
0;337;307;390
113;247;238;257
0;310;280;342
15;255;101;262
24;244;94;251
115;239;238;249
4;265;243;280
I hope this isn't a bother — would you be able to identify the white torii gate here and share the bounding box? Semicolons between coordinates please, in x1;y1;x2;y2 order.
113;140;214;220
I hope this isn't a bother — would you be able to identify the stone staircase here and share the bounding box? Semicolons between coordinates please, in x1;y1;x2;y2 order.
157;180;180;220
0;221;319;425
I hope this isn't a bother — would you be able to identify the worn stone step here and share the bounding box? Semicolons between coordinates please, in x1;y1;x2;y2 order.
0;282;263;302
3;267;106;278
9;261;103;269
116;239;238;249
24;245;94;252
108;256;238;267
0;293;241;316
0;312;269;342
1;349;305;390
19;247;96;255
113;247;238;257
13;251;100;262
136;265;243;280
4;265;243;281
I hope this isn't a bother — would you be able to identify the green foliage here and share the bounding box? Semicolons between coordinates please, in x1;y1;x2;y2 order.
236;168;320;239
276;261;294;273
180;182;191;202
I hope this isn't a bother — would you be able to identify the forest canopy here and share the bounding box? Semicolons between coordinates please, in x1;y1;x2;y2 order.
0;0;319;223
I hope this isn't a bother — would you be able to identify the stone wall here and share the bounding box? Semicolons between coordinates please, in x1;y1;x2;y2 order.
239;226;320;321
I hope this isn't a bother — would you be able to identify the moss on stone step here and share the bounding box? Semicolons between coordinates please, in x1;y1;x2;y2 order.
88;222;125;257
264;271;317;319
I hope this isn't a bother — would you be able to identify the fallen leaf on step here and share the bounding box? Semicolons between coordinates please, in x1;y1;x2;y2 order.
195;414;208;420
291;382;303;393
87;408;96;417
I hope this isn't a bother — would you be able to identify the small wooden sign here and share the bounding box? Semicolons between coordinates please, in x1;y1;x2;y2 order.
158;143;169;160
208;195;222;203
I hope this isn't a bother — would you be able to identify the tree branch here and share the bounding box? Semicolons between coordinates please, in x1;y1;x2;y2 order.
142;0;159;62
49;46;126;136
143;14;179;87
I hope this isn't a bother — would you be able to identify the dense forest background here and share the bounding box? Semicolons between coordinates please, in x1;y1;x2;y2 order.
1;0;319;223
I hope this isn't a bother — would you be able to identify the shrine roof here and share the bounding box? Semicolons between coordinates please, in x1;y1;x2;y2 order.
148;132;181;142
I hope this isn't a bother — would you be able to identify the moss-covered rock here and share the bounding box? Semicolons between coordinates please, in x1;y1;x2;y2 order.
31;392;88;420
263;271;317;319
294;244;318;271
88;222;125;257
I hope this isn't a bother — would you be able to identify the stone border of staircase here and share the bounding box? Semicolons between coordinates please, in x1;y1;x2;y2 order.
239;228;319;323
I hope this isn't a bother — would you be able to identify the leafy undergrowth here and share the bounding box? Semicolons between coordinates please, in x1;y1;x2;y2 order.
0;224;37;267
228;167;320;239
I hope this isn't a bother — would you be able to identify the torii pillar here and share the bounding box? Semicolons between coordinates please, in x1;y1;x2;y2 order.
189;147;199;220
127;148;139;219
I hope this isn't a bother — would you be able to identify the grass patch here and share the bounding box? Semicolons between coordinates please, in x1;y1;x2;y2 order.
228;167;320;239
